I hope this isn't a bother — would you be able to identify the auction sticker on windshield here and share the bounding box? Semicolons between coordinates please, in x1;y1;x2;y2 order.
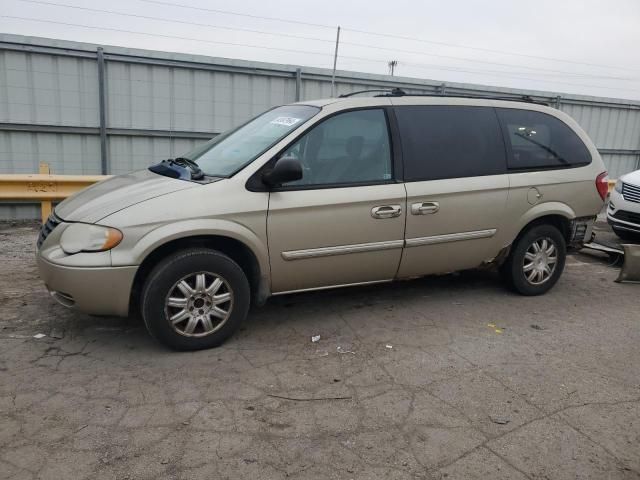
270;117;301;127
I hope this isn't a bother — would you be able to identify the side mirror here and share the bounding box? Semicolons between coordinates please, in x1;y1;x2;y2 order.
262;157;303;187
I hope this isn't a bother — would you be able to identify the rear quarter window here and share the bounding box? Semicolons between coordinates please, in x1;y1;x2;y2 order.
394;105;506;181
496;108;591;170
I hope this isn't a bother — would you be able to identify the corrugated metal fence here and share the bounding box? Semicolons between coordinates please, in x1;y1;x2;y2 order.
1;34;640;219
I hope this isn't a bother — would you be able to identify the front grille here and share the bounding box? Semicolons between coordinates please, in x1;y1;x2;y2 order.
622;182;640;204
37;212;62;249
613;209;640;226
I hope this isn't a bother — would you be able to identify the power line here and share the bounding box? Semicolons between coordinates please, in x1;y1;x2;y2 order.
397;60;640;93
0;15;340;58
343;27;640;74
134;0;335;29
14;0;335;44
341;40;640;81
13;0;639;82
4;15;640;93
127;0;638;74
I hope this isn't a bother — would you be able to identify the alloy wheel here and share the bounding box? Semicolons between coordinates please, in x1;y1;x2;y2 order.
164;272;233;337
522;237;558;285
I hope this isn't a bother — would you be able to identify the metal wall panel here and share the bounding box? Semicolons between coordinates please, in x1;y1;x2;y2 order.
108;136;200;175
601;153;640;179
0;203;39;221
0;50;99;127
560;103;640;150
2;33;640;220
106;63;296;134
0;131;101;174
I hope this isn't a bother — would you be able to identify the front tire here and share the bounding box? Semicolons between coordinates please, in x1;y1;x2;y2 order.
141;248;250;350
501;224;566;296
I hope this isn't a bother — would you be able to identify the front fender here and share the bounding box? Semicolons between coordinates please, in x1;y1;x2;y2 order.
110;218;270;278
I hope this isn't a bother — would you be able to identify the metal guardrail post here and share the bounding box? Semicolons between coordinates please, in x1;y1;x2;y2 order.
38;162;52;221
97;47;108;175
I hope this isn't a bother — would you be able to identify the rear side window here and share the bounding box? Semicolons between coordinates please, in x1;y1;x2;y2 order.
395;105;506;181
496;108;591;170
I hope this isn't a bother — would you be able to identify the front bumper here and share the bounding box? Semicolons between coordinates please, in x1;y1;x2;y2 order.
37;256;137;317
607;189;640;234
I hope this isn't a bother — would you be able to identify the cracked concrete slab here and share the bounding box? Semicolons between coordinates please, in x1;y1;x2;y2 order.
1;224;639;479
436;447;529;479
486;416;639;480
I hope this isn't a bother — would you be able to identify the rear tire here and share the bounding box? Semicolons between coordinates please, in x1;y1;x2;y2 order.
501;224;566;296
141;248;250;350
612;226;640;242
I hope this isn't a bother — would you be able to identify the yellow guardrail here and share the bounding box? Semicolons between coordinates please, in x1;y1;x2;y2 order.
0;163;110;222
0;163;621;224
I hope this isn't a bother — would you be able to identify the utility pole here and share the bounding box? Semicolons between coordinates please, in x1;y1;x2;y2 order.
330;26;341;97
388;60;398;76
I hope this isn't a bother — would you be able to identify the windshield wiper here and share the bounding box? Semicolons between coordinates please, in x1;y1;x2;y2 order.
514;133;569;165
149;157;205;181
169;157;205;180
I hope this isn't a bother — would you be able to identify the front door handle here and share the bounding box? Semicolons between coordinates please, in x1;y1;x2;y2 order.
371;204;402;219
411;201;440;215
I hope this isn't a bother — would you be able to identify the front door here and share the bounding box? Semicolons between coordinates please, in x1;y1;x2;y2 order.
266;108;406;293
391;102;510;277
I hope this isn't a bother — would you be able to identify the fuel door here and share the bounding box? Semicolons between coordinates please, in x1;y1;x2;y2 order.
527;187;543;205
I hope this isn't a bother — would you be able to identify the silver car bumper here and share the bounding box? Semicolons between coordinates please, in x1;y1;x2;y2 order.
37;256;137;317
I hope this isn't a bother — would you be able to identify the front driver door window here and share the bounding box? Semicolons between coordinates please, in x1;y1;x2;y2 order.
266;107;407;293
283;109;393;187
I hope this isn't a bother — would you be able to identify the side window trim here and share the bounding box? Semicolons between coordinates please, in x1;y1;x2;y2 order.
246;106;398;192
494;107;517;173
386;106;404;182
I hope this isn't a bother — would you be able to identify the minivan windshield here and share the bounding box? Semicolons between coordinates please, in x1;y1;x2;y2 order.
181;105;320;177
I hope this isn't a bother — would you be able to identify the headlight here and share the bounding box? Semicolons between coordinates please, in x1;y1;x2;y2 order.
614;180;623;193
60;224;123;254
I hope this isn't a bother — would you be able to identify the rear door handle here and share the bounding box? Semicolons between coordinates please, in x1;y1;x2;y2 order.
411;201;440;215
371;204;402;219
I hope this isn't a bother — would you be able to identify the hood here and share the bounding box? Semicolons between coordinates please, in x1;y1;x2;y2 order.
55;169;202;223
621;169;640;187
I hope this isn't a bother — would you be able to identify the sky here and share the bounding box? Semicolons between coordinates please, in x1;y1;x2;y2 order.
2;0;640;100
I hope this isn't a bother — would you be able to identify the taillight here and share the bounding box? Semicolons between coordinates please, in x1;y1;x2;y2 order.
596;171;608;201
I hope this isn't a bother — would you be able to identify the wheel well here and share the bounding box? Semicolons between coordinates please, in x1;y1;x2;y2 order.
497;214;571;267
521;214;571;243
129;235;262;316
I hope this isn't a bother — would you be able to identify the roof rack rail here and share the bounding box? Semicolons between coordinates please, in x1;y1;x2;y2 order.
338;88;405;98
339;88;548;105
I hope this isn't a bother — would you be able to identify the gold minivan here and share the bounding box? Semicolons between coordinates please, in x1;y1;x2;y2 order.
37;92;608;350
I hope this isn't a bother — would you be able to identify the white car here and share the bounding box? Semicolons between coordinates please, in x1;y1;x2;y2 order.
608;169;640;241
